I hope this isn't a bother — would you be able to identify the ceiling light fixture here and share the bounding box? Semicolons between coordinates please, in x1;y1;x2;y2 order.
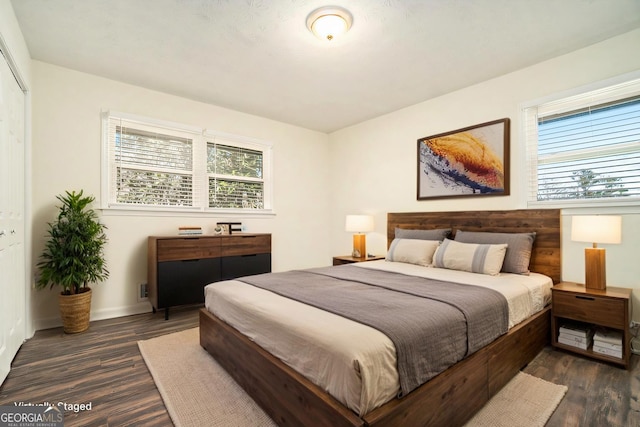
306;6;353;41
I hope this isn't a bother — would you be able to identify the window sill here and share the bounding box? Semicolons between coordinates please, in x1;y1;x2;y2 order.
99;206;276;218
528;197;640;212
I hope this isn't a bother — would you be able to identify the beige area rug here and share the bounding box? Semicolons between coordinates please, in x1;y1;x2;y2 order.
464;371;567;427
139;328;567;427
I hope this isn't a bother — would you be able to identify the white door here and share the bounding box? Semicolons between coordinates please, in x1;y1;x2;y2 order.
0;50;26;385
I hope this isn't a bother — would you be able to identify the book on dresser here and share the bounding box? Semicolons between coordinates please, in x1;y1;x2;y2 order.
178;226;203;235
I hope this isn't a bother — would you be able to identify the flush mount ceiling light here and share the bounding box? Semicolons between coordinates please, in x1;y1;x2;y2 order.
306;6;353;41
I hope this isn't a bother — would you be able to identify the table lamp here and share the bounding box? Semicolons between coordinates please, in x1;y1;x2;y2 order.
571;215;622;290
345;215;374;258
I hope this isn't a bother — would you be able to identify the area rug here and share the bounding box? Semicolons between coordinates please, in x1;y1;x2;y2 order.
139;328;567;427
464;371;567;427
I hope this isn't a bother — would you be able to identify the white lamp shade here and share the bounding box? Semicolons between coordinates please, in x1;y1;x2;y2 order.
571;215;622;244
345;215;374;233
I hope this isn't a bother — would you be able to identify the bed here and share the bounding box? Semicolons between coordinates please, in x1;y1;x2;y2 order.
200;209;561;426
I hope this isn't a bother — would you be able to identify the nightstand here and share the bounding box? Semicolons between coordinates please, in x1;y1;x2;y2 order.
551;282;631;369
332;255;386;266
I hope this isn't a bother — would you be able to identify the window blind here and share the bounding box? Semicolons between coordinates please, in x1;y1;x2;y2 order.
524;78;640;205
106;116;201;208
207;139;265;209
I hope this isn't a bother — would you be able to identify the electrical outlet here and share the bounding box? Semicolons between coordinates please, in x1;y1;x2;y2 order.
138;283;148;302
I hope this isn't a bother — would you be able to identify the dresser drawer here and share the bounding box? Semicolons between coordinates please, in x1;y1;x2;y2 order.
157;258;221;307
221;253;271;280
157;237;221;261
553;290;626;329
221;234;271;256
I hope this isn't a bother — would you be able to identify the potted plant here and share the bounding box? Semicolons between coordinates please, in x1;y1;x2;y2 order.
36;190;109;333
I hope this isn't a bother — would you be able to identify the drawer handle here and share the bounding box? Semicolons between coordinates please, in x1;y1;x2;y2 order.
575;295;596;301
240;236;257;238
241;254;257;257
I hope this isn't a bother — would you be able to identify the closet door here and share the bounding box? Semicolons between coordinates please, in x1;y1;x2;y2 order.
0;51;26;385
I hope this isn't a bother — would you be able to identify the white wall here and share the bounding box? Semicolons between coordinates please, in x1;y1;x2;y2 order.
328;29;640;320
30;61;332;329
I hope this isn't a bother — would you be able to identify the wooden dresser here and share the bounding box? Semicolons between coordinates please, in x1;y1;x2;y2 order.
148;233;271;319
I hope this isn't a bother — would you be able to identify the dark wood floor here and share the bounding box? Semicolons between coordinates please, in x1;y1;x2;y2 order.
0;305;199;426
524;344;640;427
1;305;639;426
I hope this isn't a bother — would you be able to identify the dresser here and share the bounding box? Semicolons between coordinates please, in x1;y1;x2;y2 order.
148;233;271;319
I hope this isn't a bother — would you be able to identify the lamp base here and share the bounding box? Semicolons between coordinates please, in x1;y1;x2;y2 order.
352;234;366;259
585;247;606;290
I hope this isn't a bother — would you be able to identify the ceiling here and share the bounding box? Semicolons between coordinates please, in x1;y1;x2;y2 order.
11;0;640;133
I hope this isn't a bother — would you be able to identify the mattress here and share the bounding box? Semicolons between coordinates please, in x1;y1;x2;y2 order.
204;260;552;416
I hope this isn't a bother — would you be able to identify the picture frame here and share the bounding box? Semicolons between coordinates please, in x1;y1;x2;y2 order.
417;118;510;200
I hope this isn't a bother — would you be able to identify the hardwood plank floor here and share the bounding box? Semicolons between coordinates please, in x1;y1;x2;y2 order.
1;305;639;426
524;345;640;427
0;305;199;426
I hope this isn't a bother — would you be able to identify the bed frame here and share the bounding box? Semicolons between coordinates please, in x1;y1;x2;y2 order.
200;208;561;426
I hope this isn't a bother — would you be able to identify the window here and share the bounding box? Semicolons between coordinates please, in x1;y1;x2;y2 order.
206;138;265;209
102;112;272;213
524;77;640;206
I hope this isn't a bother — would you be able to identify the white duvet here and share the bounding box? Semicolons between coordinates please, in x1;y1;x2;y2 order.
204;260;552;416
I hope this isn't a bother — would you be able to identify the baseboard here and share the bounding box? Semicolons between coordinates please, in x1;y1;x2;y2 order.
34;302;153;331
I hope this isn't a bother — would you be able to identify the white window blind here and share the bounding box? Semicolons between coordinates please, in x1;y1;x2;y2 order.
524;78;640;206
102;112;272;213
207;140;265;209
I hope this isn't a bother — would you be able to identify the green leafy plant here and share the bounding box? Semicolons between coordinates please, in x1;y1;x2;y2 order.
36;190;109;295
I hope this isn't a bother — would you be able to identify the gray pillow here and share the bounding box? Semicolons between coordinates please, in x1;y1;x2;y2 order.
454;230;536;275
395;227;451;241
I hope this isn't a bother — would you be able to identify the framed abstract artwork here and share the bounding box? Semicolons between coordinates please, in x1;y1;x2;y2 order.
417;118;510;200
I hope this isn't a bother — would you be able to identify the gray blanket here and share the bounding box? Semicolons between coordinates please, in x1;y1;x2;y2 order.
238;264;508;396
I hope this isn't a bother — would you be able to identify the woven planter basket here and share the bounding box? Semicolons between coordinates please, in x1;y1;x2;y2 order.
58;288;92;333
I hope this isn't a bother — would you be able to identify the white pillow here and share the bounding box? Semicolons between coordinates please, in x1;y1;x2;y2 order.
386;238;440;267
433;239;507;275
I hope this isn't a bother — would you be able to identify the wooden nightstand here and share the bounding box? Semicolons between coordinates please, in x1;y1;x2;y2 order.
332;255;386;266
551;282;631;369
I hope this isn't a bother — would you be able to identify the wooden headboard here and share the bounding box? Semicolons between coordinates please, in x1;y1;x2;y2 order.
387;209;561;283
